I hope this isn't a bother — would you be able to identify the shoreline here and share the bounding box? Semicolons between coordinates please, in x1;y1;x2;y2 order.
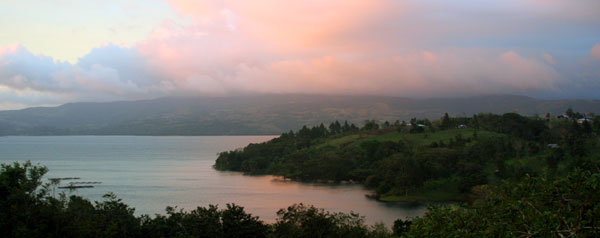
227;169;464;205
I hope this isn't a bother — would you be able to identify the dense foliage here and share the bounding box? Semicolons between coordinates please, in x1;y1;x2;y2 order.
405;169;600;237
216;112;600;202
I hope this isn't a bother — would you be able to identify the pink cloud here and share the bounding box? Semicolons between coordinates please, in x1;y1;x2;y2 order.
591;44;600;60
129;0;565;97
166;0;394;55
134;18;560;97
0;44;22;55
542;53;555;65
138;46;560;97
2;0;600;109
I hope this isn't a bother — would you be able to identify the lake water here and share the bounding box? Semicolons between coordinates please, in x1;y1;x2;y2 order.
0;136;428;225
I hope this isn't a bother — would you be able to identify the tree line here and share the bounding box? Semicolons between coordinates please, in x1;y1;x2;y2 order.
215;111;600;202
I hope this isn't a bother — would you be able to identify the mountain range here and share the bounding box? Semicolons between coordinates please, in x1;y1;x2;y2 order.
1;94;599;135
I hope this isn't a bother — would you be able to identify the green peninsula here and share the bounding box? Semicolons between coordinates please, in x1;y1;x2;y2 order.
216;112;600;202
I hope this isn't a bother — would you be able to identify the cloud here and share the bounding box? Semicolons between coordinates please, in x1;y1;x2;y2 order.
0;44;70;93
1;0;599;109
150;0;598;98
0;43;172;109
167;0;387;52
542;53;556;65
1;41;565;110
592;44;600;60
228;50;561;96
132;1;569;98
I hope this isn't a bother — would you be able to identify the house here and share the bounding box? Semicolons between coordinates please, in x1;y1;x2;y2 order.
578;118;590;124
547;144;559;149
585;112;595;119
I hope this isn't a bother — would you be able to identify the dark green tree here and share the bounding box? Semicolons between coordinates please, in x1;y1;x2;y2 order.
441;112;451;130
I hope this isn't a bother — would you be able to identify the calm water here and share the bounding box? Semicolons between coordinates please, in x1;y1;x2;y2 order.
0;136;427;225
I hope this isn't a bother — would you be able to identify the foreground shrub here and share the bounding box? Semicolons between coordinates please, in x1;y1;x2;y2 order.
405;169;600;237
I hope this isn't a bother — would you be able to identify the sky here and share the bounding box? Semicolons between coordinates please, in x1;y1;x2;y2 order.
0;0;599;110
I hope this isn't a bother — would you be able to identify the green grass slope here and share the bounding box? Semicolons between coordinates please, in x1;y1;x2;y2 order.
216;112;600;203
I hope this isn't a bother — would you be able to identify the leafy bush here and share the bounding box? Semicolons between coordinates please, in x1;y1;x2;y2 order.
405;169;600;237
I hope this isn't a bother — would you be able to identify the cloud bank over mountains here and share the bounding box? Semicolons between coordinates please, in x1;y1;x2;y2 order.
0;0;599;109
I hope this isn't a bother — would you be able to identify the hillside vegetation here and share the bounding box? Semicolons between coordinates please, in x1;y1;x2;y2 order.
216;111;600;202
1;94;600;135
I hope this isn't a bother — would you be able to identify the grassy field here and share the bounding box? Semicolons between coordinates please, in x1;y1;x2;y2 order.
311;128;507;203
321;128;503;149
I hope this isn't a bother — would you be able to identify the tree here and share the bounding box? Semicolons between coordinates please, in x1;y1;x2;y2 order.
221;204;269;238
272;203;368;238
93;193;141;237
472;114;480;129
441;112;451;130
392;218;412;236
409;123;424;134
342;121;351;133
566;107;575;118
329;121;342;134
405;170;600;237
362;120;380;131
582;120;592;135
0;161;49;238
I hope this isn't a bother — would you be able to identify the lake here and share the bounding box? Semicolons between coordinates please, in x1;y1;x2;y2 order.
0;136;428;225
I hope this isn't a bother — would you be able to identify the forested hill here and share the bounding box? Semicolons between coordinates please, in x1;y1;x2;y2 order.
215;112;600;202
213;111;600;236
1;94;600;135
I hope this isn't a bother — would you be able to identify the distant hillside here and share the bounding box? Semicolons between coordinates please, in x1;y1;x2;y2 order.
0;94;599;135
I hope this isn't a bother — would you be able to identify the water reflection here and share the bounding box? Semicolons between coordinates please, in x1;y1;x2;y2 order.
0;136;429;226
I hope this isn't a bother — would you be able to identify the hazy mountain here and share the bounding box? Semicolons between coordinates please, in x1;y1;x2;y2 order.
0;94;598;135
